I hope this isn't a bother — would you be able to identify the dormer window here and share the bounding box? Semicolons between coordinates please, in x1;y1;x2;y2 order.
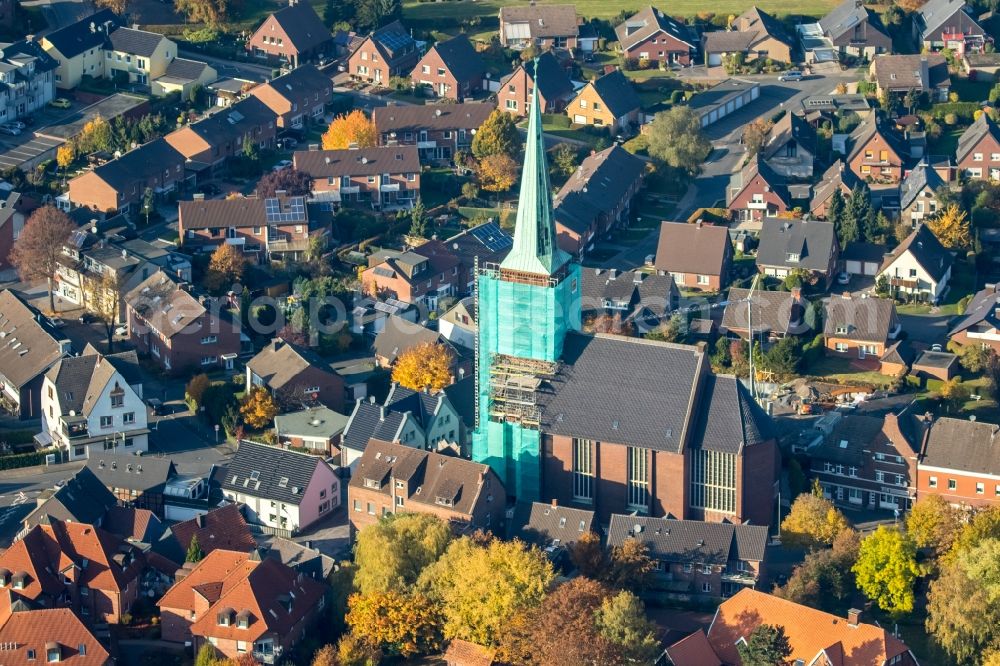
364;478;380;489
836;325;848;334
45;643;60;663
237;611;250;629
435;496;454;507
786;253;800;263
110;384;124;408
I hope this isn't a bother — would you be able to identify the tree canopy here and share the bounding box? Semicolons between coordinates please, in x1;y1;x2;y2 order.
391;342;454;392
354;513;452;595
645;107;711;173
780;492;851;548
323;110;377;150
256;168;312;198
852;526;920;615
471;109;521;160
345;590;442;657
10;206;76;312
737;624;793;666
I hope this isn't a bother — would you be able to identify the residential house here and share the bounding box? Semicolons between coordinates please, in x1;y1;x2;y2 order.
756;217;840;284
40;349;148;462
0;591;111;665
85;454;177;517
246;338;346;413
374;101;495;163
67;138;188;214
949;283;1000;352
0;192;29;279
246;1;334;66
373;315;449;367
152;58;218;98
567;68;641;134
20;467;117;535
539;335;780;526
0;290;72;420
824;294;900;360
40;9;122;90
441;221;514;293
410;34;486;101
663;631;721;666
914;0;986;55
702;6;795;66
806;411;918;511
846;116;907;184
497;51;575;117
177;193;329;263
580;267;679;331
681;589;918;666
900;159;947;227
340;397;425;469
615;7;698;67
350;295;417;337
257;535;335;581
607;515;768;599
726;155;791;223
293;145;420;210
348;438;506;533
512;501;596;548
1;518;143;623
962;51;1000;76
838;241;886;279
152;504;257;566
761;112;816;179
274;406;349;457
552;145;646;256
880;339;917;376
818;0;893;58
655;221;733;292
158;549;326;662
498;5;579;50
721;287;812;341
164;97;278;173
248;65;332;129
0;40;58;122
385;381;466;450
361;245;464;309
877;223;953;302
104;26;175;86
869;54;951;102
810;161;862;218
221;440;340;534
348;20;419;85
438;297;476;350
124;271;242;375
916;415;1000;508
956;112;1000;180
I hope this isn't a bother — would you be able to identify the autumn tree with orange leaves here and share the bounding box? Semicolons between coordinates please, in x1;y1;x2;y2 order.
477;153;518;193
322;109;377;150
391;342;454;392
239;386;279;430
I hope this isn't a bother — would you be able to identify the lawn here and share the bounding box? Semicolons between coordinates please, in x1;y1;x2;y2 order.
805;356;896;387
537;114;607;148
926;127;964;157
950;75;993;103
402;0;837;24
894;261;975;316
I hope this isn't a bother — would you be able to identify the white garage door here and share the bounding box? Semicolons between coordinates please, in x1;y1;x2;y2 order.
708;53;722;66
846;260;862;275
864;261;879;276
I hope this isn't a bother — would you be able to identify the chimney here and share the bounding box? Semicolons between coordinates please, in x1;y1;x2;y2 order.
193;193;205;201
847;608;862;626
696;219;703;228
196;514;204;528
920;56;929;88
603;64;617;75
272;339;283;352
379;406;385;421
551;498;558;508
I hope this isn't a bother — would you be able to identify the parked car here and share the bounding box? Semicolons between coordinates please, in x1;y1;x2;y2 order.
78;313;95;324
778;70;803;82
0;124;21;135
49;98;71;109
837;272;850;285
8;121;25;130
272;159;293;172
46;317;65;328
280;137;298;150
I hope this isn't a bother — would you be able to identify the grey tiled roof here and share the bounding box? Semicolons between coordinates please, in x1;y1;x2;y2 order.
385;383;445;430
580;267;676;319
521;52;574;102
162;57;212;81
91;138;185;192
615;6;696;51
811;414;884;466
87;453;175;493
443;376;475;430
373;316;447;364
820;0;889;42
0;290;69;390
756;218;837;273
810;161;862;213
42;9;121;59
553;145;645;234
265;2;332;53
921;416;1000;476
824;295;898;343
689;375;775;455
607;515;768;564
222;440;327;505
762;112;816;161
950;283;1000;336
374;102;495;134
539;332;705;453
918;0;978;37
655;221;731;277
341;400;408;454
427;34;485;84
721;288;812;337
45;349;140;417
23;467;117;530
107;27;166;57
956;113;1000;163
293;145;420;178
585;69;641;118
513;502;596;547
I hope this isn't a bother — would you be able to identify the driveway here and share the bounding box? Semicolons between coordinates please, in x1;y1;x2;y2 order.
898;313;953;345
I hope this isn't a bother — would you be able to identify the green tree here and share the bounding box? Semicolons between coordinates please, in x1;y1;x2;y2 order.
185;534;204;563
550;142;579;179
354;513;452;595
761;336;801;378
827;187;845;226
142;187;155;225
471;108;521;159
646;107;711;173
927;538;1000;663
355;0;400;30
853;526;920;615
241;134;258;161
10;206;76;313
595;590;661;664
738;624;792;666
194;643;218;666
409;198;428;238
849;185;874;242
944;505;1000;565
419;536;554;646
604;537;656;591
907;495;962;557
780;492;851;548
346;590;442;657
775;529;860;611
568;530;606;578
939;378;970;414
336;634;382;666
959;343;995;373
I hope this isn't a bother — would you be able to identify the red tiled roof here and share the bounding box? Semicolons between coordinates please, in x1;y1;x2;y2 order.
443;638;496;666
0;594;109;665
708;589;912;665
663;629;721;666
170;504;257;559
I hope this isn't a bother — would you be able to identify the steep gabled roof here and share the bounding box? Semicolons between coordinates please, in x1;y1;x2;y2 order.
519;51;574;101
920;416;1000;476
615;6;696;51
222;440;326;505
0;290;69;390
820;0;889;42
762;112;816;160
846;115;907;163
554;145;645;235
654;222;731;276
607;515;768;564
584;69;641;118
107;27;167;57
824;295;898;343
246;338;340;392
689;374;775;455
499;4;579;39
721;287;811;337
22;467;117;531
756;218;837;273
900;160;947;210
879;223;952;282
89;138;185;192
262;2;332;53
918;0;980;37
341;400;410;454
727;154;790;207
42;9;121;58
373;315;448;364
512;501;596;547
366;20;417;62
950;283;1000;336
0;601;110;666
45;348;141;418
810;161;862;212
956;112;1000;162
425;34;486;83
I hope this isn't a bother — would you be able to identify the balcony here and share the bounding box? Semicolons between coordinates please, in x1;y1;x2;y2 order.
60;416;90;440
379;183;400;192
340;186;360;195
416;140;436;149
721;570;758;585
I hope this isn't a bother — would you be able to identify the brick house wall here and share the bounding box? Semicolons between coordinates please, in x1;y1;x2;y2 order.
917;467;1000;507
165;123;277;168
307;170;419;206
68;160;186;214
737;439;779;527
497;68;560;117
179;221;309;259
376;126;474;163
411;49;478;101
849;133;904;183
250;84;331;129
247;14;300;61
667;269;726;292
361;261;465;304
958;132;1000;180
622;32;692;66
567;85;638;133
160;606;192;643
824;335;888;359
728;174;789;222
128;307;241;376
651;557;764;599
950;328;1000;353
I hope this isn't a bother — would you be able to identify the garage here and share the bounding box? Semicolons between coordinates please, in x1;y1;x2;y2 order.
708;53;722;66
842;242;888;276
845;260;862;275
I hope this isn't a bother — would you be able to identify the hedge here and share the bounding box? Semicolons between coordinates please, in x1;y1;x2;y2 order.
0;448;59;470
0;429;38;446
929;102;979;122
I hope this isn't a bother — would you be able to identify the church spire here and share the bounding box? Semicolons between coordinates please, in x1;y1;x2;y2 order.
500;59;569;276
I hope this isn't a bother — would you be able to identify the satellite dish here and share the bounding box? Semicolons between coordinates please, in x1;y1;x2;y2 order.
69;410;76;416
90;225;97;234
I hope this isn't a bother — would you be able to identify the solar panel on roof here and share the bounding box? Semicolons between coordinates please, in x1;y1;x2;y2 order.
469;222;513;253
377;30;412;51
264;197;306;224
